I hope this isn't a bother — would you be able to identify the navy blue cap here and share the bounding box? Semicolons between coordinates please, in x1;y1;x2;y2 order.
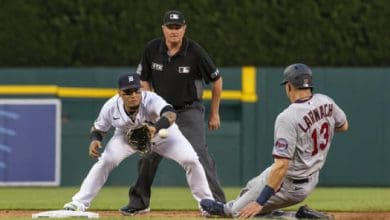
281;63;313;89
118;73;141;90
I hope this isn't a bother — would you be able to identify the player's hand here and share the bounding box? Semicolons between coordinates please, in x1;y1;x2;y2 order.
89;140;102;159
147;125;157;137
238;201;263;218
208;113;220;130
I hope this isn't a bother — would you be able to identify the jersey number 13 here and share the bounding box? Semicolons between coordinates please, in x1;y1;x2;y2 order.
311;122;330;156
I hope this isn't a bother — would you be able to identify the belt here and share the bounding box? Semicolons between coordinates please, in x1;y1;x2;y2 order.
292;178;309;184
174;101;194;110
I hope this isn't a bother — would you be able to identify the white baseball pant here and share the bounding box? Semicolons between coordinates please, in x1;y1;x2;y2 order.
71;124;213;208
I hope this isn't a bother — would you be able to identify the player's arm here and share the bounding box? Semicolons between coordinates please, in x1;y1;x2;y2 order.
89;126;107;159
138;46;154;92
88;98;114;159
148;105;176;136
238;158;290;218
330;99;348;133
267;157;290;189
335;120;348;132
209;76;222;130
196;44;222;131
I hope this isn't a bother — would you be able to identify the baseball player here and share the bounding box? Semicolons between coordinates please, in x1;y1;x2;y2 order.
63;73;213;212
201;63;349;219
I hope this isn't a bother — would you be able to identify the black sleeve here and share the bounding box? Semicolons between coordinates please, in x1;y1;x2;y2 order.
139;46;151;82
195;43;221;84
160;105;175;116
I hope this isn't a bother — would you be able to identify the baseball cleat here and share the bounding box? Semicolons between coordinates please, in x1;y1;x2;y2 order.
295;205;335;219
63;201;86;212
200;199;226;216
119;205;150;216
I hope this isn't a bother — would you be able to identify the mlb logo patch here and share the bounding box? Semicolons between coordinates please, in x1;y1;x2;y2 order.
178;66;190;74
170;13;180;20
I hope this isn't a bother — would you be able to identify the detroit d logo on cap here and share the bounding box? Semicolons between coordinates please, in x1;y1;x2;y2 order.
128;76;134;82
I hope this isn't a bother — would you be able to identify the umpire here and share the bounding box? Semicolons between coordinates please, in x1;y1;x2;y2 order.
120;10;225;215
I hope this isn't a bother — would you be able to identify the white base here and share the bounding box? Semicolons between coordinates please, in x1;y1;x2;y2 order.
32;210;99;219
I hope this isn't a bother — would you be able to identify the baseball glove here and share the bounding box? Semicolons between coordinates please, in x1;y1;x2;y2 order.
126;124;152;154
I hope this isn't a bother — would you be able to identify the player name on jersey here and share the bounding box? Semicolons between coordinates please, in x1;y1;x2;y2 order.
298;103;333;132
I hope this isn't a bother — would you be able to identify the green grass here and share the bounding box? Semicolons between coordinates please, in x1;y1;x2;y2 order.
288;187;390;212
1;186;390;211
1;186;390;219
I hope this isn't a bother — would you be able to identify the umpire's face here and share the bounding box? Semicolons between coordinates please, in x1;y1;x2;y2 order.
119;88;142;109
162;24;186;45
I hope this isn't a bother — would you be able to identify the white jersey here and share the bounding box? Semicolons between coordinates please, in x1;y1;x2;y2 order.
272;93;347;178
94;91;168;133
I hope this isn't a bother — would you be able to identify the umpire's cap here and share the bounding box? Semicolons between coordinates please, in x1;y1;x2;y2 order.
163;10;186;26
281;63;313;89
118;73;141;90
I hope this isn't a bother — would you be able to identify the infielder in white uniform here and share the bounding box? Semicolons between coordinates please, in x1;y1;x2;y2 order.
63;73;213;212
201;63;349;219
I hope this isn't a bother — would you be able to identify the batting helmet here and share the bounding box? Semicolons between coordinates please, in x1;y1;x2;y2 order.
280;63;313;89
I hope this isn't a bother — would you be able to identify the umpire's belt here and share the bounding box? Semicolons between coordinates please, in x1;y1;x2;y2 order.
174;101;194;111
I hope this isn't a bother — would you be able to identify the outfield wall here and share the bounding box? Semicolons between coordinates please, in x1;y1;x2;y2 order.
0;67;389;186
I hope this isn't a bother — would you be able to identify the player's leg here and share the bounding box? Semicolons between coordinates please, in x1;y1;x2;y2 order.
200;168;270;217
201;168;320;217
121;152;162;214
222;167;272;217
227;167;315;217
263;171;320;213
153;124;213;202
65;132;135;210
176;103;226;203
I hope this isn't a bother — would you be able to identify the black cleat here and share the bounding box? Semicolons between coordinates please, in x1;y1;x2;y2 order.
295;205;334;219
200;199;226;216
119;205;150;216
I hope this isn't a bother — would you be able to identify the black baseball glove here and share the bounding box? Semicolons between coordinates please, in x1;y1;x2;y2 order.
126;124;152;154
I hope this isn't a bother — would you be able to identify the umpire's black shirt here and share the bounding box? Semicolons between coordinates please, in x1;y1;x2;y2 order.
138;37;221;109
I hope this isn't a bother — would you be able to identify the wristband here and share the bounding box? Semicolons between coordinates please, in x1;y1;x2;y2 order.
256;185;275;206
90;130;103;142
154;116;170;132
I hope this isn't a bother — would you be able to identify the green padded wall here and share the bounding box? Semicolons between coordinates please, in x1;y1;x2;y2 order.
1;67;389;186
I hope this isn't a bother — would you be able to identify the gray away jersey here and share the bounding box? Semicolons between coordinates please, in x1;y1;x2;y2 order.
272;93;347;178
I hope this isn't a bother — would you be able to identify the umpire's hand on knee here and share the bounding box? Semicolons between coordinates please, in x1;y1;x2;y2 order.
89;140;102;159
